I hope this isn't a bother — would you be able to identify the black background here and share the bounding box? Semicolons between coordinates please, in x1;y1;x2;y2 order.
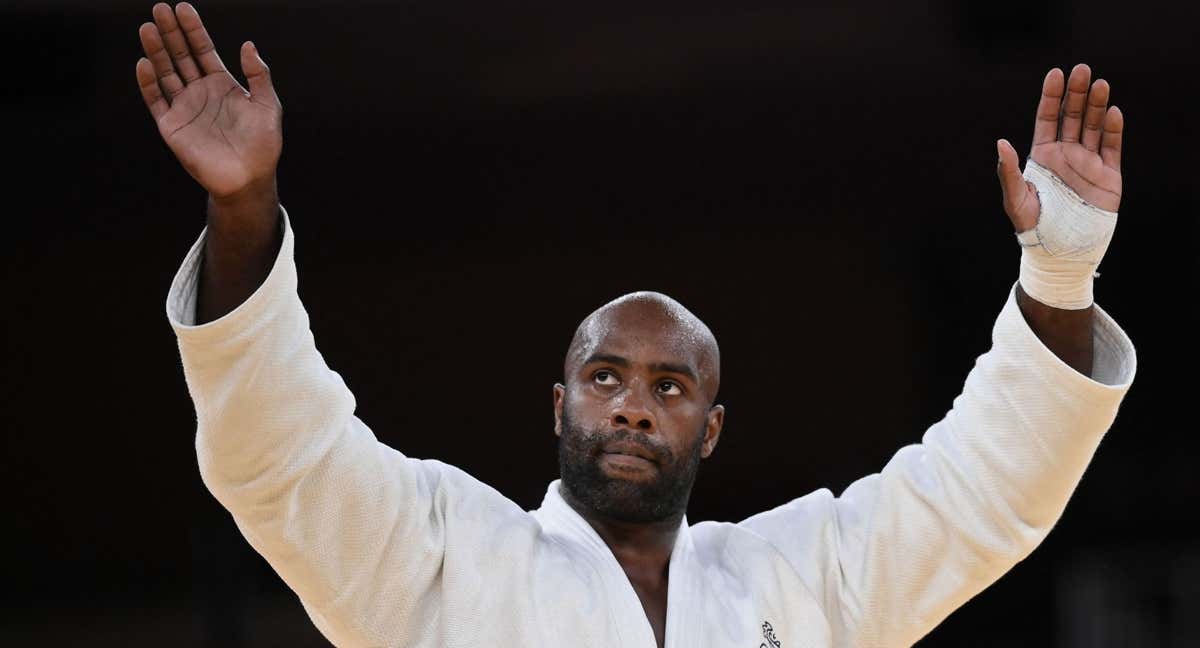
2;0;1197;645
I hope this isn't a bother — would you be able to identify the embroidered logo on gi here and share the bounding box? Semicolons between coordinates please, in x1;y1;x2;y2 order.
760;620;781;648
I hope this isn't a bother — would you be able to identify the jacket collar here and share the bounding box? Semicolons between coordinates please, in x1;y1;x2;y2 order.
533;480;699;648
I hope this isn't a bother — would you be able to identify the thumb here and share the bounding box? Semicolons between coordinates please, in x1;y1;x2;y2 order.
996;138;1036;231
241;41;280;109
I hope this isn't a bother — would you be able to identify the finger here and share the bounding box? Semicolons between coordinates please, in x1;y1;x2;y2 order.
1032;68;1064;147
1059;63;1092;144
176;2;227;75
138;22;184;100
151;2;201;83
241;41;281;108
997;139;1036;230
1081;79;1110;152
135;57;170;120
1100;106;1123;171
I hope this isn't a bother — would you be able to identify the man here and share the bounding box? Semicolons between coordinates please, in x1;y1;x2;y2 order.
139;3;1135;646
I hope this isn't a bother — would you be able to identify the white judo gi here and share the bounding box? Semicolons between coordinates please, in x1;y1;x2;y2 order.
167;210;1135;647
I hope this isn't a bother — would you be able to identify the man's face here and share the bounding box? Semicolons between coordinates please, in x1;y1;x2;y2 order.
554;306;723;523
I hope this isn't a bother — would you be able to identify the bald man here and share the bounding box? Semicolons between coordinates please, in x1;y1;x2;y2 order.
144;4;1135;647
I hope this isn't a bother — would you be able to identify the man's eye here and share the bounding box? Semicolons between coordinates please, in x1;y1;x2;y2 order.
594;371;619;386
657;381;681;396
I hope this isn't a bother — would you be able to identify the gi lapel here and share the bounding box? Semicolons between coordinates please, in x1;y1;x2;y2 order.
533;480;687;648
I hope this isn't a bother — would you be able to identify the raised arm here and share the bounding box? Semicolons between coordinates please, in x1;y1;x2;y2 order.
740;63;1135;646
142;5;538;644
136;1;282;322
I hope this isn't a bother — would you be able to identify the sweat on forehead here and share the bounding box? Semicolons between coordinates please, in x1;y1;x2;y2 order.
565;292;721;390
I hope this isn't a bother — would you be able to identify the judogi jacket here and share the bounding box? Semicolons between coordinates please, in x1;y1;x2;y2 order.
167;210;1136;647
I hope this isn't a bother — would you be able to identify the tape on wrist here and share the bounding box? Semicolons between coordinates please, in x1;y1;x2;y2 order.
1016;159;1118;310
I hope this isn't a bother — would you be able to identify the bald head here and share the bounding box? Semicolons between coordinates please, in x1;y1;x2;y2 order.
565;291;721;403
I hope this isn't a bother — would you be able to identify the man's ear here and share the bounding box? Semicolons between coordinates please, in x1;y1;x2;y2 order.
552;383;565;437
700;404;724;458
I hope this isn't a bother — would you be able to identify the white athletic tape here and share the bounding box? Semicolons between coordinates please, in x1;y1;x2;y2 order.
1016;159;1118;310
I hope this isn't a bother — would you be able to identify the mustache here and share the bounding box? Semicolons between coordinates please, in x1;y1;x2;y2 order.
588;428;673;465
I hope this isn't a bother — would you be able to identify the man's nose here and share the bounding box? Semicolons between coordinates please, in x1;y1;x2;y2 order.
611;389;655;431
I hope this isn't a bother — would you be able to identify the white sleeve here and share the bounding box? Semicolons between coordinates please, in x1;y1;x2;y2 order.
166;209;533;647
739;283;1136;647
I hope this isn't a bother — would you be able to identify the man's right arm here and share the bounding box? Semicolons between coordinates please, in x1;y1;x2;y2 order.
139;5;539;644
167;208;463;646
197;185;282;323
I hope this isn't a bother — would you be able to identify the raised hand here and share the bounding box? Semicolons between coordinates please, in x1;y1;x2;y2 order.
997;64;1124;232
136;2;281;200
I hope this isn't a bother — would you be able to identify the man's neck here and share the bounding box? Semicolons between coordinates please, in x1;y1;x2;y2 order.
558;483;682;578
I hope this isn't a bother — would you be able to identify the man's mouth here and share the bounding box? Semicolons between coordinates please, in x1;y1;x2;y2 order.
599;440;660;466
599;452;656;472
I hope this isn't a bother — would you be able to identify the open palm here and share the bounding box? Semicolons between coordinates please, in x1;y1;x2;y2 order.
998;64;1124;232
136;3;281;199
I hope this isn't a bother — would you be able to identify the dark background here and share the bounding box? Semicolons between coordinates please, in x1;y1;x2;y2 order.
3;0;1197;645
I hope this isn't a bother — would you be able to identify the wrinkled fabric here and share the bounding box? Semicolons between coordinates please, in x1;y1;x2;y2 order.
168;209;1135;647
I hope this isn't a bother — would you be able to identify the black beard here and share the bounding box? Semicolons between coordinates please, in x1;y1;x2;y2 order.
558;406;705;523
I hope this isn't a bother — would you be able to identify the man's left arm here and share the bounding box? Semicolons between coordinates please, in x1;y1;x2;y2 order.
740;63;1137;646
1015;283;1093;374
